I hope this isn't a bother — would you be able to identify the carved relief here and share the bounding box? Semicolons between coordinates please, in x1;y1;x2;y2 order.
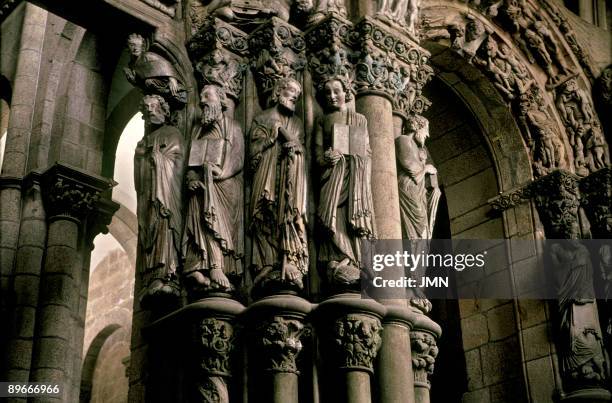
196;318;235;403
556;77;609;175
188;0;291;31
330;314;382;371
549;240;609;390
249;18;307;107
517;86;568;177
125;33;187;107
302;0;348;25
532;170;580;239
182;85;244;298
376;0;421;38
255;317;306;373
314;76;376;287
498;0;572;84
410;330;438;386
474;36;533;101
141;0;178;17
580;168;612;238
135;94;185;307
449;17;487;61
249;78;309;293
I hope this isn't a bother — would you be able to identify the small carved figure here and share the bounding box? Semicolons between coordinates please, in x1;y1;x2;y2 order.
249;77;309;292
182;85;244;297
550;240;609;386
198;0;290;24
307;0;348;24
315;76;376;287
135;95;185;306
450;18;486;60
124;33;187;105
518;90;567;176
377;0;421;36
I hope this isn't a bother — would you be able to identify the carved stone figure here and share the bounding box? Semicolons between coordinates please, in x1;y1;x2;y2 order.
396;115;440;241
475;37;532;100
410;330;439;386
306;0;348;24
376;0;421;37
550;240;609;388
124;33;187;106
182;85;244;297
449;18;486;61
556;78;608;175
255;317;306;373
315;76;376;287
196;318;234;403
194;0;291;27
135;95;185;306
396;115;440;305
249;77;309;292
518;88;567;176
331;314;382;371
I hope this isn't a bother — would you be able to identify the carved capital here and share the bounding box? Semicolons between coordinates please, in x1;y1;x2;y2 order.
410;330;438;388
255;316;307;374
488;184;534;213
41;163;117;222
249;17;307;103
188;18;248;101
580;168;612;238
197;318;235;377
329;314;382;373
353;18;433;114
532;170;581;239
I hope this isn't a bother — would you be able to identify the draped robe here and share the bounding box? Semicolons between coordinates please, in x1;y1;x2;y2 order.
134;124;185;287
315;110;376;268
182;116;244;280
249;107;309;281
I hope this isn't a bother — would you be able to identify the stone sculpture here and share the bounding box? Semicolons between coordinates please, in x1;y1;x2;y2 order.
249;77;309;292
550;240;609;388
315;76;376;287
135;95;185;306
377;0;421;37
124;33;187;106
182;84;244;297
396;115;440;241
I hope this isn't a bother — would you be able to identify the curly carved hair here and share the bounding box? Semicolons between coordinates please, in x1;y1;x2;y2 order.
140;94;170;119
270;77;302;106
200;84;230;111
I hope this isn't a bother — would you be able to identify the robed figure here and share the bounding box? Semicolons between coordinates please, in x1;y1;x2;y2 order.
315;77;376;286
249;77;309;291
135;94;185;305
182;85;244;296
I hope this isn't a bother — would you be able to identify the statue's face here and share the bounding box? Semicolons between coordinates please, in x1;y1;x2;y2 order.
141;97;166;125
466;21;484;41
200;86;223;126
278;81;300;112
128;36;144;57
324;80;346;111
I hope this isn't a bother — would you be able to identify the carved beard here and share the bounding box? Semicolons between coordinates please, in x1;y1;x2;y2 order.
201;102;222;127
415;129;428;147
278;95;296;113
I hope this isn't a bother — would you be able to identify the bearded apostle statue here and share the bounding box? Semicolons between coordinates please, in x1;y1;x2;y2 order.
249;77;309;294
182;84;244;298
135;94;185;307
314;76;376;288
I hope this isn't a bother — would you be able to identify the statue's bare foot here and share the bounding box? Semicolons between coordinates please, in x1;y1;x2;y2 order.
210;269;231;290
185;271;210;288
283;263;302;283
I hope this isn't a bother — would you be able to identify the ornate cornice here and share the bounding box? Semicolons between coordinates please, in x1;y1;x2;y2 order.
255;316;307;374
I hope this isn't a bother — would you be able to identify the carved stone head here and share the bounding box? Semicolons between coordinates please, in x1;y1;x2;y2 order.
140;94;169;126
127;33;146;58
406;115;430;146
465;19;485;42
200;84;227;127
270;77;302;113
323;76;353;112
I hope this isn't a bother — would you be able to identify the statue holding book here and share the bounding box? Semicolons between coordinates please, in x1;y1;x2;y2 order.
249;77;309;293
182;84;244;297
315;76;376;287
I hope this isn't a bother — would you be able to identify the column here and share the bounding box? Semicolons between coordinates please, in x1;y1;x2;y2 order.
410;314;442;403
316;294;385;403
532;170;611;402
28;163;118;403
246;295;312;403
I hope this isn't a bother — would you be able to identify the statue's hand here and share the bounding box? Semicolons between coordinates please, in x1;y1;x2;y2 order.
283;140;302;153
168;77;179;97
324;148;342;166
278;126;293;142
210;165;222;178
188;180;204;191
425;164;437;175
124;67;136;83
